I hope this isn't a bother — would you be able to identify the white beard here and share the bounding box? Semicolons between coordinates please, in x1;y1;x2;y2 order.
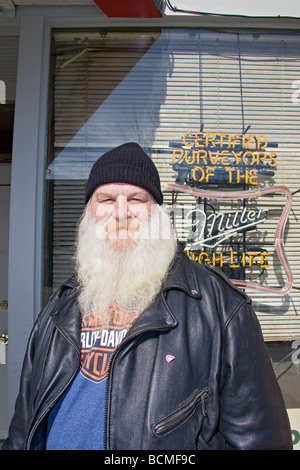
75;203;177;324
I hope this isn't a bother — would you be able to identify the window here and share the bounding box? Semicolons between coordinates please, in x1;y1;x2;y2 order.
45;28;300;348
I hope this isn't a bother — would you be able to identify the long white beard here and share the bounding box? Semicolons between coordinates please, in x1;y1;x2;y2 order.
75;203;177;323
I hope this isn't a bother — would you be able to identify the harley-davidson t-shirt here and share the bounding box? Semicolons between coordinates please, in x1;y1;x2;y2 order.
46;305;139;450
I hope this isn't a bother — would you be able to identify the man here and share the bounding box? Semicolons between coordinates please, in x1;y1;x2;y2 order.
3;142;292;450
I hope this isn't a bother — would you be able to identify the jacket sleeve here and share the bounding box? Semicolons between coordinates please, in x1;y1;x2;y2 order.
217;300;293;450
1;291;59;451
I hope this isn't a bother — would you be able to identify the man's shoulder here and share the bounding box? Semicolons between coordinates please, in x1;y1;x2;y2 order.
47;275;79;302
178;251;251;302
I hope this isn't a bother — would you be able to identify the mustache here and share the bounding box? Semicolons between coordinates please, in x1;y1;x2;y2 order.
105;219;140;233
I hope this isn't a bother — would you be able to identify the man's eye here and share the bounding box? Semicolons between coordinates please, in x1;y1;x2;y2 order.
131;197;146;203
98;198;114;203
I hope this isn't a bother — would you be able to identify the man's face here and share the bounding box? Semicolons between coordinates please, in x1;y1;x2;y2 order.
90;183;155;250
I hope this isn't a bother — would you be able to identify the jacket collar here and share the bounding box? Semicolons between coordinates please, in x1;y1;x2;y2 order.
115;250;203;341
119;251;202;341
50;281;81;351
50;250;201;346
163;250;202;300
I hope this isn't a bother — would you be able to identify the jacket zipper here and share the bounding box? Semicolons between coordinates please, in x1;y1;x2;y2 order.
103;332;151;450
153;388;209;436
103;321;175;450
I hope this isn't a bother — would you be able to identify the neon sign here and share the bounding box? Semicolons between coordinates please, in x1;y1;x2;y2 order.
184;206;269;249
162;184;292;294
170;131;278;186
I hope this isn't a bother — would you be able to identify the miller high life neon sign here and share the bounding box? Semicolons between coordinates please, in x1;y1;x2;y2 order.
163;131;293;294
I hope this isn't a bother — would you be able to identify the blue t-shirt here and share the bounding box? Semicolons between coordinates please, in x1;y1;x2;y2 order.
46;305;139;450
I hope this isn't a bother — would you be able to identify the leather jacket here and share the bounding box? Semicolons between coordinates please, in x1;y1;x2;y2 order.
3;251;292;450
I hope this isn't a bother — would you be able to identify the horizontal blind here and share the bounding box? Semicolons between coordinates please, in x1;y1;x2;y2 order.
48;29;300;340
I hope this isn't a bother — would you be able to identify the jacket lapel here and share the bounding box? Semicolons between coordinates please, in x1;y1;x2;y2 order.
50;284;81;352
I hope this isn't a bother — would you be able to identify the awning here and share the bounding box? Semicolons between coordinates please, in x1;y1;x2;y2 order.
93;0;163;18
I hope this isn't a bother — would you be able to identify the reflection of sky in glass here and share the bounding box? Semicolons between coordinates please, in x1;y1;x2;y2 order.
47;34;171;180
47;29;300;181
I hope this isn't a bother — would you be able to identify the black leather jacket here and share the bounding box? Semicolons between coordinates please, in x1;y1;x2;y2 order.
3;252;292;450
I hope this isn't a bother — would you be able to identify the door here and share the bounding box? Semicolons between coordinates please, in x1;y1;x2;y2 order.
0;163;10;439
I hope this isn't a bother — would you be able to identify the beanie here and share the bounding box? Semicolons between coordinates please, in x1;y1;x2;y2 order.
85;142;163;204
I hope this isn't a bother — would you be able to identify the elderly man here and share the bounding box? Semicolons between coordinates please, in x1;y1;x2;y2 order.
3;142;292;450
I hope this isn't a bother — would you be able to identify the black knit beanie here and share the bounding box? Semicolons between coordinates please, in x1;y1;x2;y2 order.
85;142;163;204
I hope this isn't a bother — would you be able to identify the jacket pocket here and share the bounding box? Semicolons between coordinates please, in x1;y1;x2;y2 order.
153;387;209;436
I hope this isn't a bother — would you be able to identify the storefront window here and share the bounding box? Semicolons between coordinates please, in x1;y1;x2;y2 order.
45;27;300;418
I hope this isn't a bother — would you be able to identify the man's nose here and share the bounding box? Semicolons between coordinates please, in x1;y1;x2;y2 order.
115;195;129;221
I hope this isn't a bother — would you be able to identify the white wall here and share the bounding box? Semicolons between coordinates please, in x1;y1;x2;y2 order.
164;0;300;17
